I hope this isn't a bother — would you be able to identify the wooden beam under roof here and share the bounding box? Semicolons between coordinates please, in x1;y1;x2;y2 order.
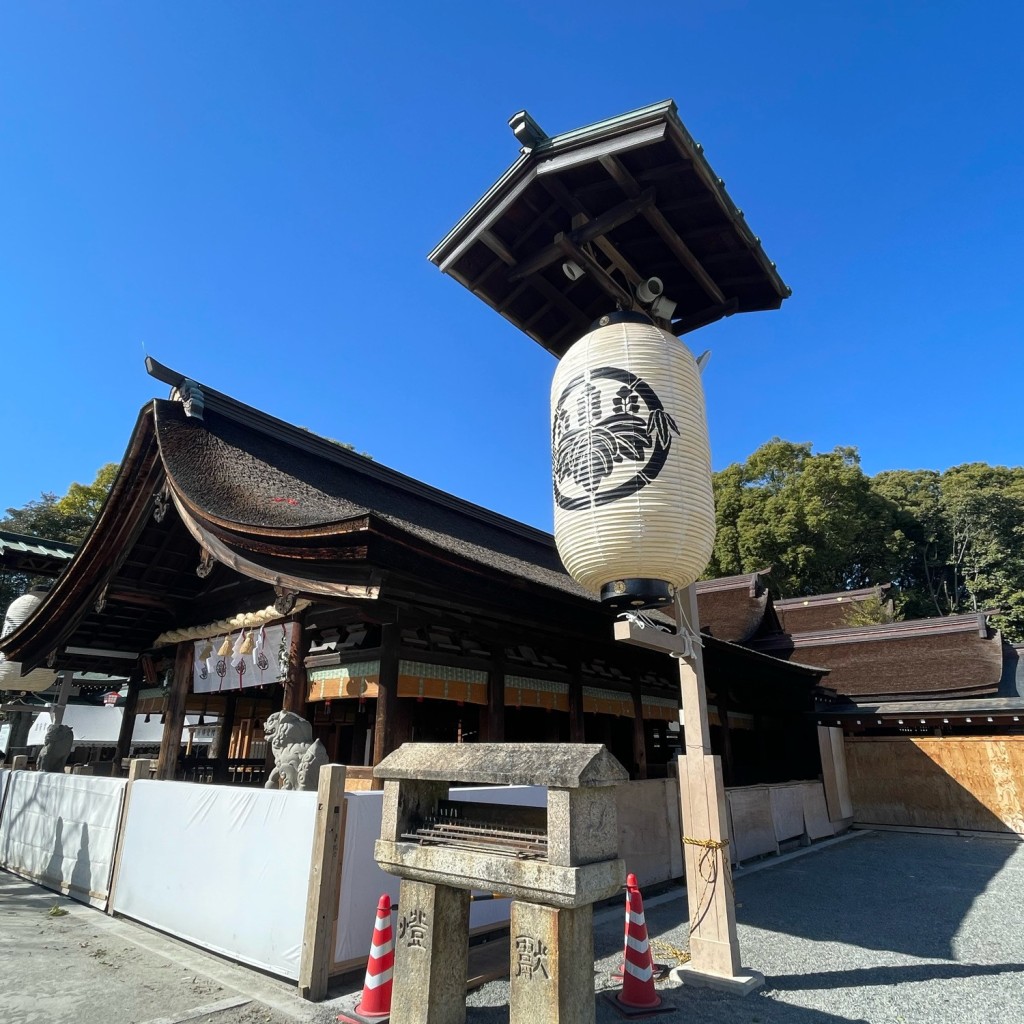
670;298;739;337
540;176;645;288
555;232;634;308
599;153;726;305
507;188;656;283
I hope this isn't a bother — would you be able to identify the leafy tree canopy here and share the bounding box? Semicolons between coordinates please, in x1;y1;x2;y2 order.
706;440;1024;642
0;463;118;614
1;463;117;545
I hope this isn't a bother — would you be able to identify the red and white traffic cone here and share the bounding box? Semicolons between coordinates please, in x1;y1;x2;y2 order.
337;894;394;1023
611;875;667;984
606;873;672;1017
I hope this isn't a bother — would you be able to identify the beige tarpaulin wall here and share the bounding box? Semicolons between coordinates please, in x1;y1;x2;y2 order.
845;736;1024;834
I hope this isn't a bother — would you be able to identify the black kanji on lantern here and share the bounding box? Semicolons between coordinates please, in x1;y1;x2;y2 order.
552;366;679;511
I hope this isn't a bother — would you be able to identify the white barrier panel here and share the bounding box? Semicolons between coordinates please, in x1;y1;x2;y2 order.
800;781;835;840
0;771;126;909
112;781;317;979
333;785;545;970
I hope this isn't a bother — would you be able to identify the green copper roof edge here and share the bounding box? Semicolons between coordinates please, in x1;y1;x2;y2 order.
427;100;675;266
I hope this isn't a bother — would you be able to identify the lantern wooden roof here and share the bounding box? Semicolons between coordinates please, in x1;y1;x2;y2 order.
429;100;791;357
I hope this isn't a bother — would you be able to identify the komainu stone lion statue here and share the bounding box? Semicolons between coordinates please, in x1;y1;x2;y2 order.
263;711;329;791
38;722;74;773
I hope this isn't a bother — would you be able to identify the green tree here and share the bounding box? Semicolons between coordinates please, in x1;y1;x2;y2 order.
1;463;117;544
869;469;948;619
0;463;117;614
705;439;913;599
871;464;1024;639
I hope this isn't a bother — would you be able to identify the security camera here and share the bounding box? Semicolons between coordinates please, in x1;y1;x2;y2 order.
562;260;585;282
636;277;664;304
650;295;677;320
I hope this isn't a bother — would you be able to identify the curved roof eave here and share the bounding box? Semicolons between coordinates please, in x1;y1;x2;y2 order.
0;402;164;669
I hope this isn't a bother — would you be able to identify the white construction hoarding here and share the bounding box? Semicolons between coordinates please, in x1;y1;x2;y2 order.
112;780;317;979
0;771;127;909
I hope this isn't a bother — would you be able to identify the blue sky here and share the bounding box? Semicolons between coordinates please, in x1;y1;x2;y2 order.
1;2;1021;532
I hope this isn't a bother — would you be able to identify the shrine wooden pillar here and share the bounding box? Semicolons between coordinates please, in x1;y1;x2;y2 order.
156;644;192;781
568;658;585;743
282;616;307;716
717;687;736;788
630;676;648;780
481;648;505;742
371;622;401;788
212;690;238;784
113;668;143;767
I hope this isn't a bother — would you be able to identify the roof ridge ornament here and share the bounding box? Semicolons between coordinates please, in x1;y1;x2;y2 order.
508;109;548;152
170;378;205;420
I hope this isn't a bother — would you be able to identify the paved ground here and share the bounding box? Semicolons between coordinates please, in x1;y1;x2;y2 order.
3;830;1023;1024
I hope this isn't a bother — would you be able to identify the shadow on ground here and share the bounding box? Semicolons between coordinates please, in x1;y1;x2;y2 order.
730;830;1017;959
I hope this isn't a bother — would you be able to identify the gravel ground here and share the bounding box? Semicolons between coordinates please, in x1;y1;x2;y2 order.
5;829;1023;1024
323;830;1024;1024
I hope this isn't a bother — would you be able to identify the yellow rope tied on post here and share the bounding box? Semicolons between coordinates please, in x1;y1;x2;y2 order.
681;835;735;936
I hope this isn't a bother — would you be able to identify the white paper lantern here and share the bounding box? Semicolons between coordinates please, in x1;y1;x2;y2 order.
0;590;57;692
551;311;715;611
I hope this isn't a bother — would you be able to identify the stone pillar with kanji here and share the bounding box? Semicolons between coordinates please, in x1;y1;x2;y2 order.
509;901;595;1024
390;879;470;1024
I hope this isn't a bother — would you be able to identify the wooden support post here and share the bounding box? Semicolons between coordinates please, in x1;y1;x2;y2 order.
155;644;192;781
614;585;761;994
113;670;143;767
350;710;369;765
371;623;400;788
631;677;648;780
106;757;153;914
212;691;238;784
717;688;736;788
52;670;75;725
568;659;585;743
283;617;307;716
482;649;505;742
298;764;347;1001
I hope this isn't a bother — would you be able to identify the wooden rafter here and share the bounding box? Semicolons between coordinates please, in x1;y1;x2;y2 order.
506;188;656;283
670;298;739;337
540;177;645;288
554;233;634;308
599;154;726;305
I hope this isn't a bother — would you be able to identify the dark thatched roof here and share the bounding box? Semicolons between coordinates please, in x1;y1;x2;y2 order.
694;570;776;642
156;400;589;602
752;613;1004;701
775;585;894;634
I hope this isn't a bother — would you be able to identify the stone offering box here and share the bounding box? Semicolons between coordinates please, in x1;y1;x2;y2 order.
373;743;629;1024
375;742;628;906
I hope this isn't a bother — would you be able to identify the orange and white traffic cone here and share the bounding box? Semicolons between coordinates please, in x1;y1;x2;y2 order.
337;894;394;1023
606;873;673;1017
